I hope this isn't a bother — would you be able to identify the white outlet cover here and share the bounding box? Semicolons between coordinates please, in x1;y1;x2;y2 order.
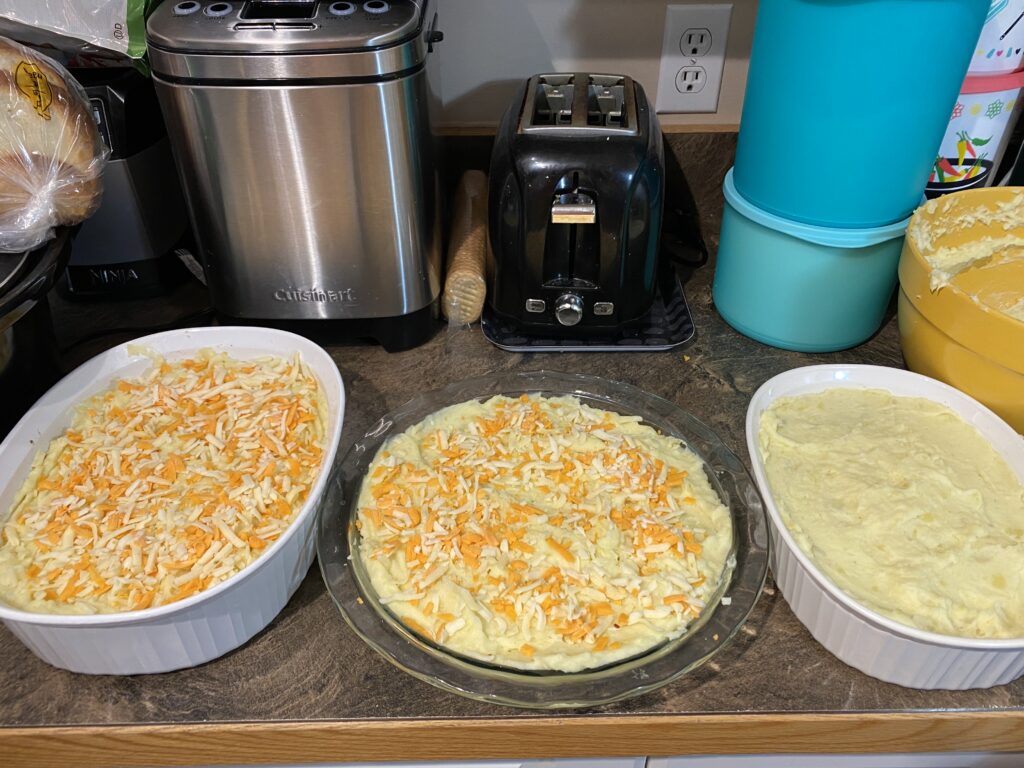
656;3;732;114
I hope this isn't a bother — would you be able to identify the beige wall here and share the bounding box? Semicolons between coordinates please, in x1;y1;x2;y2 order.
435;0;757;132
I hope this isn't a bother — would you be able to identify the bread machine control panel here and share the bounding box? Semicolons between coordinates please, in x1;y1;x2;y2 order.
172;0;394;19
154;0;421;51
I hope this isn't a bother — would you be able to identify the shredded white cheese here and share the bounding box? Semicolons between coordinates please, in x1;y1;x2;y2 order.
356;394;733;672
0;350;326;614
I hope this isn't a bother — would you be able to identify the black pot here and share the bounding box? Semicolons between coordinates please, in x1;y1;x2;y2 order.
0;230;72;438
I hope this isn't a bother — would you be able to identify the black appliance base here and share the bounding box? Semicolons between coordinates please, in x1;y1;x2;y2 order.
481;273;695;353
0;230;72;439
0;296;62;439
63;250;189;300
217;301;439;353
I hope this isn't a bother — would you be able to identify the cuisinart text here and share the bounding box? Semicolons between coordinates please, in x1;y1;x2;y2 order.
273;288;358;303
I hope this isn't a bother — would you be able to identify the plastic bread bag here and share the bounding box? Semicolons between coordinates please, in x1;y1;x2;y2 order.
0;20;138;71
0;37;106;253
0;1;155;60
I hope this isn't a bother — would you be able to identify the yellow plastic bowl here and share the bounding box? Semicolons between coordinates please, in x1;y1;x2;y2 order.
898;187;1024;433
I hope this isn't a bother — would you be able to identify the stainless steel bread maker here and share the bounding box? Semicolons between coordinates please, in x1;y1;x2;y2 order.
147;0;442;351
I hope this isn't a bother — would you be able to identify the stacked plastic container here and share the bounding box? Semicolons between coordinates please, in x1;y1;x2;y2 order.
927;0;1024;198
713;0;991;352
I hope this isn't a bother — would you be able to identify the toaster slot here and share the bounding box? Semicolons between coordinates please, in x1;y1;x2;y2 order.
521;74;639;135
586;75;626;128
529;75;575;127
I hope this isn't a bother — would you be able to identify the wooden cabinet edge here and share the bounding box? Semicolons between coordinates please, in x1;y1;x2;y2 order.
3;711;1024;768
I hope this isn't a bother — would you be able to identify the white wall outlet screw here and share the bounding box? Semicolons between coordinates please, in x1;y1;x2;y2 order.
656;4;732;114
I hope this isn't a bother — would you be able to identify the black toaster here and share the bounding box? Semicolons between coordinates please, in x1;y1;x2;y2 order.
487;73;664;334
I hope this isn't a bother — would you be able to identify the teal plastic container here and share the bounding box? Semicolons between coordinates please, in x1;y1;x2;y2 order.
734;0;990;228
713;170;910;352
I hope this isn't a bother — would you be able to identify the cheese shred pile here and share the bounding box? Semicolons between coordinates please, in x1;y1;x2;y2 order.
356;394;732;672
0;350;326;615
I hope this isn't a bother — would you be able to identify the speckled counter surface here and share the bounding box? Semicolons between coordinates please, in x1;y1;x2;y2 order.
2;135;1022;765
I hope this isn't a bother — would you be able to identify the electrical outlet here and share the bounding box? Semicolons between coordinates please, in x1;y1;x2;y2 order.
675;66;707;93
656;4;732;113
681;27;712;57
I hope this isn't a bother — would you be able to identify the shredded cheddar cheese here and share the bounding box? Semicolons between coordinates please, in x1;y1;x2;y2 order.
0;350;326;615
356;394;733;672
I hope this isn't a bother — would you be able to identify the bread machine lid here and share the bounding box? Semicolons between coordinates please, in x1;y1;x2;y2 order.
147;0;433;80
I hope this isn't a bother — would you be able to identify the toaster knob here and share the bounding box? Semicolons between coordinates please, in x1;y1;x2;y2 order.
554;293;584;327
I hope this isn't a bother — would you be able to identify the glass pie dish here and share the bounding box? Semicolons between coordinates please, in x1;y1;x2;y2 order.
317;371;769;708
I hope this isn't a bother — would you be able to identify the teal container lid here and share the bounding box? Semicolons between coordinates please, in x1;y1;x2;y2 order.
724;169;912;248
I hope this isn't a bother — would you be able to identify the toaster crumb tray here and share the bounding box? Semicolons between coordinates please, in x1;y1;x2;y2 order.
481;274;695;353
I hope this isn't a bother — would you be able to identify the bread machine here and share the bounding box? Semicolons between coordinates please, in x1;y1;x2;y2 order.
487;73;665;336
146;0;443;351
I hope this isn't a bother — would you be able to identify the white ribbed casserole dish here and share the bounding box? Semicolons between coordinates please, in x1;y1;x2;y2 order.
0;327;345;674
746;364;1024;689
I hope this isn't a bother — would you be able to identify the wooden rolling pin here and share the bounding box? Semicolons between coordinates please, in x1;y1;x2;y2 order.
442;170;488;324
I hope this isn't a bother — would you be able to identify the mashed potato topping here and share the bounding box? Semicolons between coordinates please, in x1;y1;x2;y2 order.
356;394;733;672
911;191;1024;290
760;388;1024;638
910;192;1024;325
0;350;326;615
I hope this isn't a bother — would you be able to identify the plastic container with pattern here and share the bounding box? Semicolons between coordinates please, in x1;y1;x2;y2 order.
969;0;1024;74
926;71;1024;198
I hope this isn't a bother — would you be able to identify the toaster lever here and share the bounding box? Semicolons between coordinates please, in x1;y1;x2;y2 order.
551;192;596;225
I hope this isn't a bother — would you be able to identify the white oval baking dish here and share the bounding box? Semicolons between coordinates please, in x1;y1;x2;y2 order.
0;327;345;674
746;364;1024;689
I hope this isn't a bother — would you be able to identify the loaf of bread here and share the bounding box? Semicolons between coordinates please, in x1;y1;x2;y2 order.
442;170;488;324
0;37;105;252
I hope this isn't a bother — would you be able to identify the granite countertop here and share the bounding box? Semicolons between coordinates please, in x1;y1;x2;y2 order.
2;136;1022;765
